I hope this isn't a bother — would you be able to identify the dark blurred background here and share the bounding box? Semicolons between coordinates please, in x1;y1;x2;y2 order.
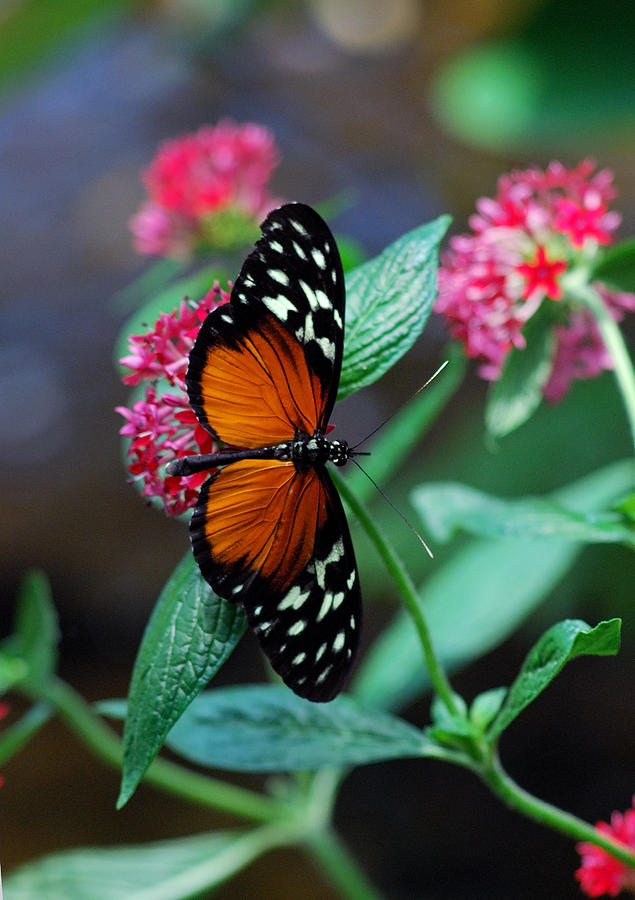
1;0;633;897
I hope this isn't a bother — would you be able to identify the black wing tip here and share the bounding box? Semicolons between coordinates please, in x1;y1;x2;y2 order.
260;202;336;240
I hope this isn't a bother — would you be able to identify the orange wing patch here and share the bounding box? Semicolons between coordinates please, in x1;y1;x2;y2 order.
195;458;326;596
193;312;327;448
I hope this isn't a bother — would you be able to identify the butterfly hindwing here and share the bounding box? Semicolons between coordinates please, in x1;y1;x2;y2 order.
249;468;361;703
191;458;361;702
186;203;345;444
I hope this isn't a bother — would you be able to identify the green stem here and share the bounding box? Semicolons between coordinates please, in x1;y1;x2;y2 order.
332;473;458;716
346;344;466;503
35;677;281;823
574;280;635;452
483;752;635;869
304;827;383;900
0;701;53;766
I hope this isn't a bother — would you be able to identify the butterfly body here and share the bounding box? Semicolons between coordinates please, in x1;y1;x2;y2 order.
170;203;361;702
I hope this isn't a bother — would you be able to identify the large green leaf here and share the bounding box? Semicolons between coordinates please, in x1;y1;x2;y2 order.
353;460;632;712
339;215;450;400
118;553;246;808
412;482;635;547
4;829;276;900
165;685;431;772
485;307;555;439
488;618;621;741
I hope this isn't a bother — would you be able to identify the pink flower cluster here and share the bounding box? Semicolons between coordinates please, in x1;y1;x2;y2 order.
116;284;230;515
436;160;635;401
576;797;635;897
130;120;282;259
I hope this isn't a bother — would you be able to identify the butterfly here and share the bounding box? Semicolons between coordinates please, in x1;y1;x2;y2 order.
168;203;362;702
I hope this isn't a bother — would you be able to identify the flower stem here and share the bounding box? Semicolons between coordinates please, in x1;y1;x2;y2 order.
332;472;459;716
304;827;383;900
576;281;635;452
0;702;52;766
35;677;281;823
483;751;635;869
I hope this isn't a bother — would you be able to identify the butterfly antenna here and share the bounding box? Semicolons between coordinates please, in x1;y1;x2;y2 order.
350;458;434;559
350;359;449;451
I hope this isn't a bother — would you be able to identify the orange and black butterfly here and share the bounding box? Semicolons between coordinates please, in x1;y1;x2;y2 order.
168;203;362;702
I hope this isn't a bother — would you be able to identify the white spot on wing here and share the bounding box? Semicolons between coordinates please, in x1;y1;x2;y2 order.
262;294;297;321
303;311;335;360
333;632;346;653
289;218;308;236
312;247;326;268
293;241;307;260
288;619;307;637
316;593;333;622
293;652;307;666
315;539;345;589
315;289;331;310
316;642;327;662
278;585;309;611
268;269;289;286
316;665;333;684
332;592;345;610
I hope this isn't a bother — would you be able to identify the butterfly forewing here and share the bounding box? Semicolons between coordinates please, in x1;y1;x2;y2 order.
187;203;345;443
183;203;360;701
187;301;324;447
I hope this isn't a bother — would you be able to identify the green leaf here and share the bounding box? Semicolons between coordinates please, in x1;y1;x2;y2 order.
485;307;555;438
591;237;635;294
469;688;507;731
339;215;450;400
6;570;59;689
3;829;267;899
353;459;632;712
114;263;228;369
165;685;431;771
488;618;621;741
412;482;635;547
615;492;635;522
0;652;28;695
118;553;246;808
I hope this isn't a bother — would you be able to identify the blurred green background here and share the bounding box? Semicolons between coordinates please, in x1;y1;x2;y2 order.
0;0;633;897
